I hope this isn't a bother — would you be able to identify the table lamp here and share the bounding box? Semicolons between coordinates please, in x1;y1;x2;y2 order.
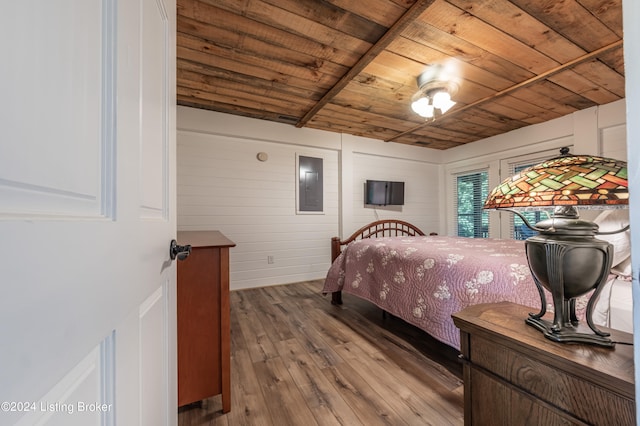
483;148;629;346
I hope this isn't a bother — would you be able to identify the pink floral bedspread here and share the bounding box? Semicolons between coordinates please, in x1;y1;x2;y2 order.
323;235;557;349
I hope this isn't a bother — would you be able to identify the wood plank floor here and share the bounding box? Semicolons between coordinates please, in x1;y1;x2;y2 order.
178;280;464;426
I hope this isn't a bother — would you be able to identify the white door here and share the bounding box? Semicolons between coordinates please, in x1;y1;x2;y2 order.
0;1;177;425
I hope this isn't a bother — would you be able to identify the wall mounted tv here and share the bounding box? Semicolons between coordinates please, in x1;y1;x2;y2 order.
365;180;405;206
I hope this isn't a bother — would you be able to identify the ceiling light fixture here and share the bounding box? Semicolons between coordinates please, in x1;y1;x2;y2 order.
411;65;458;119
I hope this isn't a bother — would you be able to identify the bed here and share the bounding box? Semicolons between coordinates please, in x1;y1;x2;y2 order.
322;219;632;349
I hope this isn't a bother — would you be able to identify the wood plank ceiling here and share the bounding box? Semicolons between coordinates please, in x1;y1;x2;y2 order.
177;0;624;150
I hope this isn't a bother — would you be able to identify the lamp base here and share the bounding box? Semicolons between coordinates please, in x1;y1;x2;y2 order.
525;316;614;347
523;211;615;348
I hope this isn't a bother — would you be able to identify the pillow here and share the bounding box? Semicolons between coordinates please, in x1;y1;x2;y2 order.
593;209;631;268
592;276;614;327
613;256;632;277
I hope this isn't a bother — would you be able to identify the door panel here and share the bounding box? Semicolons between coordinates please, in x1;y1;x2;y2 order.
140;0;169;218
140;286;168;426
15;341;114;426
0;1;112;218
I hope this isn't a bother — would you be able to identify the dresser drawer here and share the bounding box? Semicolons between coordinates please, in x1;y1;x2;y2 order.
453;303;635;426
469;366;589;426
469;335;634;425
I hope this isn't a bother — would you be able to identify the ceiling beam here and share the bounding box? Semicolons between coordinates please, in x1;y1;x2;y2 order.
386;39;624;142
295;0;437;128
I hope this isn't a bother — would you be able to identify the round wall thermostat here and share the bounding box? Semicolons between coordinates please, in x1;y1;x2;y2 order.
257;152;269;162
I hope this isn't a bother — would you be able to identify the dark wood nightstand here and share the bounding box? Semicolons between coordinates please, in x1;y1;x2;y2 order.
452;302;635;426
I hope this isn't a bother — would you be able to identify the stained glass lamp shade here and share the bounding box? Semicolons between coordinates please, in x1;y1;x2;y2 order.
484;154;628;209
483;152;629;347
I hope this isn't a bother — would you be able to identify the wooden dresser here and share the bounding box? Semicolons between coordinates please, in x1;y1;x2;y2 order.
177;231;235;412
452;302;635;426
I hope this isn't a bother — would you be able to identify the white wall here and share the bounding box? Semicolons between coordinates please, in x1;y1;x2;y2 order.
177;109;339;290
349;152;440;234
177;107;443;289
337;134;444;238
177;100;627;290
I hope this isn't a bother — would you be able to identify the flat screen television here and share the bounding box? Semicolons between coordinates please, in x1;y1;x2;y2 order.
365;180;405;206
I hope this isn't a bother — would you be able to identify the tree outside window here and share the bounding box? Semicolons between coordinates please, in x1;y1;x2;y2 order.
456;171;488;238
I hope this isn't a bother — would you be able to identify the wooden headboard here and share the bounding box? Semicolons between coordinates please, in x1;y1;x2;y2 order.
331;219;425;263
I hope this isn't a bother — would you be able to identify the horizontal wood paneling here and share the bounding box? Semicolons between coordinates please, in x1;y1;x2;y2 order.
350;153;441;235
177;101;627;289
176;0;624;149
601;124;627;160
177;130;339;289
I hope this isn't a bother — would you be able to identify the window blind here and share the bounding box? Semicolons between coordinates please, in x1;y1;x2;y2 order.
455;170;488;238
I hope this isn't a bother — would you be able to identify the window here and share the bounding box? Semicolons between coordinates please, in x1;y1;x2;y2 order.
455;171;488;238
510;164;546;240
499;147;568;239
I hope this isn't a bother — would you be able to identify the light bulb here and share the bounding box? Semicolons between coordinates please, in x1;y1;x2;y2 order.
411;97;434;118
432;90;456;113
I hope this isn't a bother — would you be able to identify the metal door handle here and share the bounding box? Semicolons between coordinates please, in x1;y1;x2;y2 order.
170;239;191;261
